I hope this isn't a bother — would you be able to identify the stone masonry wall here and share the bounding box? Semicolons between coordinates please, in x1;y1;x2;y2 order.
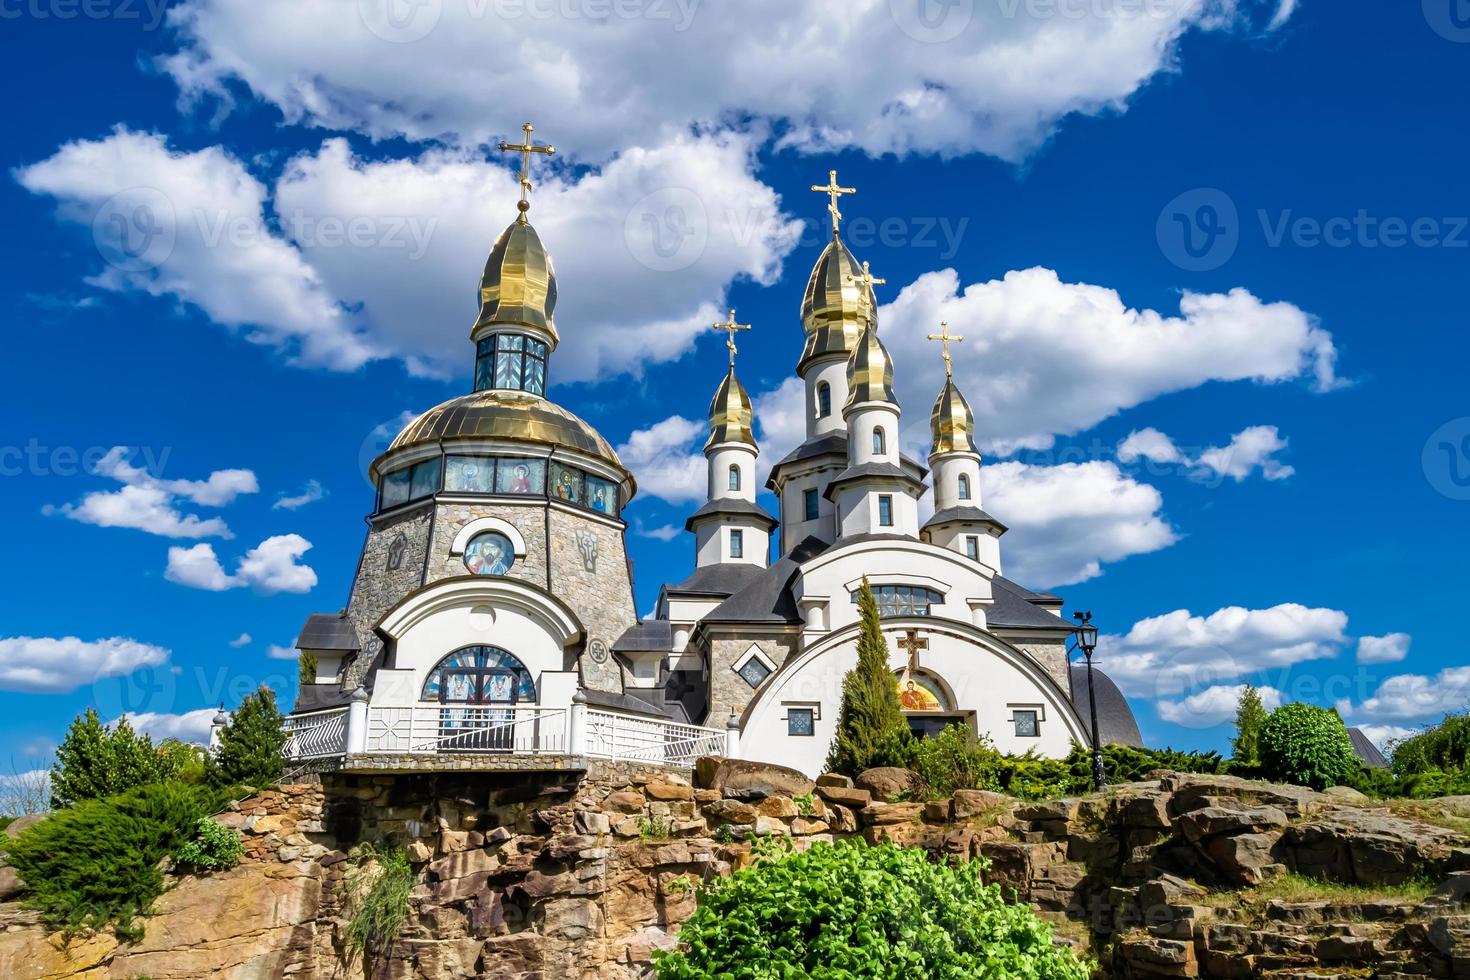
427;500;551;590
344;505;434;689
547;507;636;693
1014;640;1072;692
706;633;800;726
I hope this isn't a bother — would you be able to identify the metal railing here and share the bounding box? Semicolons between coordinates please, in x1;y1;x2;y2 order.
365;705;567;755
584;709;727;768
282;707;349;760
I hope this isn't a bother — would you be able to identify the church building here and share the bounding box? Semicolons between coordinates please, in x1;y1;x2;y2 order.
284;130;1142;778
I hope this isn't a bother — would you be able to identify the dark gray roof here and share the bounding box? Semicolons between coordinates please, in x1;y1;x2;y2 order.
582;687;690;725
821;462;925;500
1068;666;1144;748
683;498;778;532
667;562;767;598
292;683;353;712
923;505;1008;534
295;613;360;652
612;619;674;653
1347;727;1390;769
701;535;829;625
767;432;927;490
987;576;1070;630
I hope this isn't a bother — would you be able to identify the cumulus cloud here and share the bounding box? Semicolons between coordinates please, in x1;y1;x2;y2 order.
616;416;708;506
1156;683;1283;727
0;635;170;693
981;460;1178;587
880;268;1341;452
120;708;217;744
92;446;257;506
1102;603;1349;700
1118;425;1295;483
273;479;327;510
266;644;299;660
1356;632;1411;665
632;520;682;542
1340;666;1470;724
1355;724;1417;752
160;0;1294;162
165;534;318;594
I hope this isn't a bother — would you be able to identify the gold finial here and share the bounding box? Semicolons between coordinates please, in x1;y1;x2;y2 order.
497;122;556;221
810;169;856;236
712;308;751;367
846;259;885;300
926;321;965;379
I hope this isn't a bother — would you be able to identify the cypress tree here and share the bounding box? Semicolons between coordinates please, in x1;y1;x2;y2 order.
208;686;287;789
825;579;910;775
1231;684;1267;766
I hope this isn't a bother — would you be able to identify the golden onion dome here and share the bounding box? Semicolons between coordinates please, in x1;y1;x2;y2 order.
930;379;978;456
474;216;558;343
705;368;757;451
799;236;874;372
845;323;898;409
382;389;631;488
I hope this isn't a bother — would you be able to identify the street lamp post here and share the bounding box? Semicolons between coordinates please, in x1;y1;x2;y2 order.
1073;611;1105;790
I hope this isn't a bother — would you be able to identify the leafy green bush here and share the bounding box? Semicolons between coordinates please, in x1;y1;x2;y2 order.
208;687;287;789
50;709;184;808
342;844;414;962
1391;713;1470;777
1259;703;1357;790
654;838;1090;979
174;816;245;871
4;782;227;939
826;579;911;776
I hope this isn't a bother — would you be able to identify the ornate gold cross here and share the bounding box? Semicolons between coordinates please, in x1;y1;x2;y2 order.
497;122;556;217
711;308;751;366
926;321;965;379
811;169;856;235
896;628;928;674
846;260;885;294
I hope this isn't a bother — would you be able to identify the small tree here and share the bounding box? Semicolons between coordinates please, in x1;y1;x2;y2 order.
208;687;287;788
1259;702;1357;789
50;710;176;808
825;579;909;776
1231;684;1268;766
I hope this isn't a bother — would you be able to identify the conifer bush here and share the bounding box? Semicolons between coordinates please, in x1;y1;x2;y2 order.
1259;702;1357;790
654;838;1090;979
1230;684;1268;766
826;579;911;775
50;709;182;808
208;687;287;789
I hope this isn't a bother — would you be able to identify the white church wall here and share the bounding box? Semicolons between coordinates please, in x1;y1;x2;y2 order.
930;454;983;512
707;445;755;502
923;523;1002;574
805;357;848;438
795;538;992;633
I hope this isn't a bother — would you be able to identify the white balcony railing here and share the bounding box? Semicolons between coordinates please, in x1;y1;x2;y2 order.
282;707;350;759
364;705;567;755
585;709;727;768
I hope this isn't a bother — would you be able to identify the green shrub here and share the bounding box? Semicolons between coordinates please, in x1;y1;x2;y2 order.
1259;703;1357;789
1391;713;1470;777
208;687;287;789
653;838;1090;979
174;817;245;871
50;710;183;808
826;579;911;776
4;782;227;939
1230;685;1268;766
342;844;414;961
298;650;318;687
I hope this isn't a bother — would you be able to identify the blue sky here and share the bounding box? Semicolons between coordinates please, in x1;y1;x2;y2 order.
3;0;1468;760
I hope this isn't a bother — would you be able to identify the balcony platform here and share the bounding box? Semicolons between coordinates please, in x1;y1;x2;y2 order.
336;751;590;774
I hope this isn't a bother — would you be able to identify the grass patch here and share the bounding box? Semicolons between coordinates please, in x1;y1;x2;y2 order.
1205;873;1437;915
639;816;673;841
341;844;414;962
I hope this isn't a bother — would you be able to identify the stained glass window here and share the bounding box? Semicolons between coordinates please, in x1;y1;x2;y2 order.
474;333;549;395
737;657;772;689
550;463;584;504
421;646;536;703
380;467;411;509
496;458;545;495
1013;710;1040;738
851;585;942;617
585;475;618;515
464;531;514;576
446;456;495;493
787;708;814;736
409;458;442;500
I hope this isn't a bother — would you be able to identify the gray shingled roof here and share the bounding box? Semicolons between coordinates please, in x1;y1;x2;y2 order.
988;576;1070;629
700;536;830;624
1348;727;1390;769
923;505;1008;534
292;683;353;712
1068;665;1144;748
766;432;927;490
295;613;360;652
582;687;689;725
683;498;778;532
666;562;767;598
612;619;674;653
821;461;925;500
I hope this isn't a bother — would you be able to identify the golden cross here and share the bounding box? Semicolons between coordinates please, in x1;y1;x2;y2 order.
846;260;886;294
926;321;965;379
810;169;856;235
497;122;556;218
896;629;928;675
711;308;751;366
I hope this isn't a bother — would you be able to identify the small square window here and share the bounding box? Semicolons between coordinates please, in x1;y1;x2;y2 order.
878;494;894;526
729;529;744;559
803;488;819;522
787;708;815;736
737;657;772;689
1013;710;1040;738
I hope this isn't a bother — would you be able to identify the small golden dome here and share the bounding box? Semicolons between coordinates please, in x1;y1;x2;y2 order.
799;236;874;372
382;389;631;487
475;216;558;343
845;323;897;409
706;368;757;451
930;379;978;456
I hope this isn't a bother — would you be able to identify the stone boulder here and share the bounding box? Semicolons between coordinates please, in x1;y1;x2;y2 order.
1283;808;1469;885
696;759;814;801
855;767;919;801
0;866;23;901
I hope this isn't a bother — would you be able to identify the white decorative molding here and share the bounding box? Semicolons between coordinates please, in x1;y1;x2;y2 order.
450;516;529;557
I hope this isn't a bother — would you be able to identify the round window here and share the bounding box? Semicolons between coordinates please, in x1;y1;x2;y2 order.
463;531;515;576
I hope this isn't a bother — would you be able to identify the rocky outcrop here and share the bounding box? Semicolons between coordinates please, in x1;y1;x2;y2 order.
1;766;1468;978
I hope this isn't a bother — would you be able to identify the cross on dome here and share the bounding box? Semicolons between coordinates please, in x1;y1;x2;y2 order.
926;321;965;379
810;169;857;236
497;122;556;220
711;308;751;367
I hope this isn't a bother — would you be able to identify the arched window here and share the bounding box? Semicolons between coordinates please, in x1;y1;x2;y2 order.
422;646;536;704
873;426;886;456
957;474;971;500
728;465;741;492
475;333;548;395
817;382;832;418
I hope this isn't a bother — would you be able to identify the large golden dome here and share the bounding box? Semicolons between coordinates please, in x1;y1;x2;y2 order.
382;389;630;484
930;378;978;456
706;368;756;451
798;235;873;372
845;323;898;409
475;216;558;342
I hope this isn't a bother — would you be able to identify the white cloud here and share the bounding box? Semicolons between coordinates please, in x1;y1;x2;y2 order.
228;632;252;648
1341;666;1470;724
632;519;682;542
880;268;1341;453
1117;424;1294;483
166;534;318;594
1102;603;1349;700
17;129;376;370
617;416;708;506
160;0;1294;162
1117;427;1184;466
1355;724;1416;752
120;708;217;745
1357;632;1411;665
266;643;298;660
981;460;1178;587
1157;683;1283;727
93;446;257;506
273;479;327;510
0;635;170;694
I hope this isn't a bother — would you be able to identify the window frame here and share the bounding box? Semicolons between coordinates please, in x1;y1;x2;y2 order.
729;528;744;559
728;464;741;492
851;584;943;617
817;382;832;418
733;645;776;690
957;473;971;500
965;535;980;560
1012;708;1041;739
786;707;815;737
872;426;886;456
877;493;894;527
803;487;819;521
474;332;549;395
